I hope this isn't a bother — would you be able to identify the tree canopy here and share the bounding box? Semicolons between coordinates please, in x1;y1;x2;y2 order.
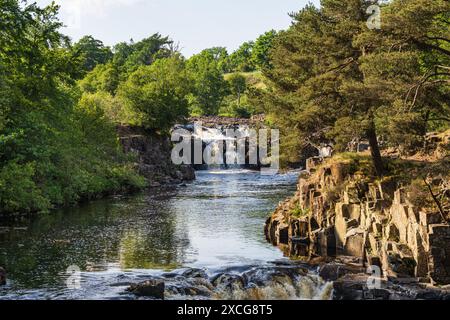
186;49;229;116
258;0;450;173
252;30;277;70
118;55;190;130
0;0;145;214
72;35;113;73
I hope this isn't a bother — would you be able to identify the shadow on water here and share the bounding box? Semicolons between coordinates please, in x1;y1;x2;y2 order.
0;170;325;299
0;191;187;290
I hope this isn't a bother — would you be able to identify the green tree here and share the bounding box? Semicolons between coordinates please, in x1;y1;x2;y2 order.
79;34;176;96
79;62;121;95
78;91;125;125
260;0;450;174
362;0;450;152
252;30;277;70
200;47;230;73
122;34;173;71
229;42;255;72
186;49;229;116
227;73;247;106
118;56;190;130
72;35;113;73
0;0;145;214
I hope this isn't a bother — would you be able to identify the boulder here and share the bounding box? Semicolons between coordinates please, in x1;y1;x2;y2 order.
367;233;379;255
368;183;382;201
344;186;360;204
394;188;407;205
318;227;337;257
127;279;165;299
407;207;420;225
332;274;367;300
385;224;400;242
420;212;442;226
264;155;450;286
335;211;348;249
277;224;289;245
319;263;364;282
289;219;309;239
387;253;416;277
372;222;383;235
336;203;361;221
118;126;196;187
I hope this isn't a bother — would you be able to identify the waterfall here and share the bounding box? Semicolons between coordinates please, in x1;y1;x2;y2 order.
179;124;254;170
159;266;334;301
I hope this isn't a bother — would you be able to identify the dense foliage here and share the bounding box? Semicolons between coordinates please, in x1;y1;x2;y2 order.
118;55;190;130
0;0;271;214
0;0;145;214
186;48;230;116
72;35;113;74
257;0;450;173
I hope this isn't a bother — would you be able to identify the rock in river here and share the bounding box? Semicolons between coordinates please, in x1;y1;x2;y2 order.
127;279;165;299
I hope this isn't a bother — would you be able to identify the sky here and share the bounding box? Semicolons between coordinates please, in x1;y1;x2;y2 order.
35;0;320;57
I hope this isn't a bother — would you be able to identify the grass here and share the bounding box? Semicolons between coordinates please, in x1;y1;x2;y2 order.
291;204;310;219
224;71;267;90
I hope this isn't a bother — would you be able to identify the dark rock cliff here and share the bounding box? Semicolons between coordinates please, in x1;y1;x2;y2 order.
118;126;195;187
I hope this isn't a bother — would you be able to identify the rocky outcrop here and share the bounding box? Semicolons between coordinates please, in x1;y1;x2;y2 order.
332;273;450;300
127;279;165;299
118;126;195;186
265;155;450;287
125;265;332;300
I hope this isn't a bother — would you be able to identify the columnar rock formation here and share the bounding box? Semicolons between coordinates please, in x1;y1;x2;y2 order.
266;155;450;285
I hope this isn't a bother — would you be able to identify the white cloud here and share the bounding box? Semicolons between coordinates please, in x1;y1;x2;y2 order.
56;0;145;29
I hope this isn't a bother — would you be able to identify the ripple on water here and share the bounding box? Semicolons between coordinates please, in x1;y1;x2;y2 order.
0;170;312;299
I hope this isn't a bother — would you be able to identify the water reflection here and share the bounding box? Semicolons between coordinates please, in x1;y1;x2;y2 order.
0;170;299;298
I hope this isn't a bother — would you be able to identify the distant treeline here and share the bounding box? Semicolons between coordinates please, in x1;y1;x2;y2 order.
76;30;278;122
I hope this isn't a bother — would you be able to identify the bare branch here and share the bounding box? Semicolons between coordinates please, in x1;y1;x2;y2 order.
424;176;448;224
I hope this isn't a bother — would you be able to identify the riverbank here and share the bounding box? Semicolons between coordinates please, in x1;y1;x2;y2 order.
265;131;450;299
0;126;195;219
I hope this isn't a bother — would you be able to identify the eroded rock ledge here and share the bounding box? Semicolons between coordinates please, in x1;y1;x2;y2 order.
118;126;195;186
265;151;450;298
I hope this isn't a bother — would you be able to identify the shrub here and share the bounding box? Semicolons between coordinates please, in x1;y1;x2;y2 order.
0;162;50;213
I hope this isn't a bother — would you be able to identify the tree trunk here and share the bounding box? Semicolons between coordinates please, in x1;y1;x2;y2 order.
366;124;384;177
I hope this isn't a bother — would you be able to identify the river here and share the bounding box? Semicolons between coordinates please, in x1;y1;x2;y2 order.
0;170;332;300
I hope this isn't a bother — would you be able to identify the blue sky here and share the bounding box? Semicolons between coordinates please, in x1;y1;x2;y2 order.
35;0;320;56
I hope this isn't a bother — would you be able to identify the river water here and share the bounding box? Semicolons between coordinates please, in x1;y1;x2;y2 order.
0;170;332;300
